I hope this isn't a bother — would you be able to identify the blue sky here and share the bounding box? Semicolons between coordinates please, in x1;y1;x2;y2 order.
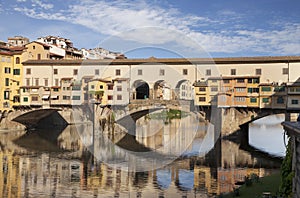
0;0;300;58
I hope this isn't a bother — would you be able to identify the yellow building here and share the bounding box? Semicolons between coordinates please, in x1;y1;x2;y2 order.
245;76;260;108
193;80;210;106
259;83;273;108
0;45;23;111
88;79;113;105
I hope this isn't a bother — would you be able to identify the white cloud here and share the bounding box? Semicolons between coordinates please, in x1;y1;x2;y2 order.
31;0;53;9
12;0;300;56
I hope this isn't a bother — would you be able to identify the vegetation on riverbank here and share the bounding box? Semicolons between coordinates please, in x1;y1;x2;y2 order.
278;137;294;197
222;172;281;198
148;109;189;120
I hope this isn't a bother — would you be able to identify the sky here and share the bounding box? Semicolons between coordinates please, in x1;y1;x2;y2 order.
0;0;300;58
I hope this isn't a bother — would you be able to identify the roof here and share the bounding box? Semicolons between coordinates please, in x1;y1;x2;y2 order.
22;56;300;66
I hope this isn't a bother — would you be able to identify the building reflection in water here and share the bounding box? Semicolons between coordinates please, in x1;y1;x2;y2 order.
0;115;282;197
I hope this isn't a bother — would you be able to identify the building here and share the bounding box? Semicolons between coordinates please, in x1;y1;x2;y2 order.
81;48;126;59
0;45;24;111
7;36;29;47
193;80;210;106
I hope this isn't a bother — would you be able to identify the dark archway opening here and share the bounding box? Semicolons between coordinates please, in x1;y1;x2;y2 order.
135;81;149;99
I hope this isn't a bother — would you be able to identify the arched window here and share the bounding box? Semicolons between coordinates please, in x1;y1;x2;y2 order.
16;57;20;64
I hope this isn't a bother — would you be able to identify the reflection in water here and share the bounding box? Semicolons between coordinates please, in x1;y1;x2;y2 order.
249;114;287;157
0;115;283;197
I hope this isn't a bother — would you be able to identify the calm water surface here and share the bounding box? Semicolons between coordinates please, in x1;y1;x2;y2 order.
0;114;284;197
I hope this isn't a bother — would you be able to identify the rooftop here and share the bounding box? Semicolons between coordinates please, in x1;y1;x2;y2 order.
22;55;300;66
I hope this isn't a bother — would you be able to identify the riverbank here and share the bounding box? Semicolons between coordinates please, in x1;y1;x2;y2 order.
223;172;281;198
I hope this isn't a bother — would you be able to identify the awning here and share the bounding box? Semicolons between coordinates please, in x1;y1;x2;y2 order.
42;95;50;100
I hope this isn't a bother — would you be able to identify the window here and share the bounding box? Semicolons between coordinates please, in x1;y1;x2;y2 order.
277;97;284;104
253;78;259;84
23;97;28;102
63;95;70;100
99;85;103;89
183;69;188;75
4;67;11;74
236;88;245;92
108;95;113;100
235;97;245;102
54;69;58;75
275;86;285;92
261;86;272;92
31;96;38;101
4;91;9;100
72;96;81;100
5;78;9;86
256;68;262;75
95;69;99;75
211;87;218;92
292;99;298;105
73;69;78;75
55;79;59;86
223;79;230;84
199;97;206;102
13;69;20;75
159;69;165;76
115;69;121;76
237;79;244;83
44;79;48;87
250;98;257;103
117;86;122;91
53;88;59;92
283;68;289;75
26;78;30;86
138;69;143;75
16;57;20;64
117;95;122;100
108;85;114;90
231;69;236;75
248;88;259;93
37;54;41;60
26;68;31;75
199;87;206;92
33;45;35;50
262;98;270;103
35;78;39;86
206;69;211;76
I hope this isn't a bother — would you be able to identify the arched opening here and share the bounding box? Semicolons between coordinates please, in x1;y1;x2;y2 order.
133;80;149;99
175;80;193;100
154;80;171;100
16;57;20;64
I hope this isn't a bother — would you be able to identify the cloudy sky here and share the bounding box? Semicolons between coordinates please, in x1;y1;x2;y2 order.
1;0;300;58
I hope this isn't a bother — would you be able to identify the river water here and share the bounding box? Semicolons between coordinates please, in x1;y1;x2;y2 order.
0;113;285;197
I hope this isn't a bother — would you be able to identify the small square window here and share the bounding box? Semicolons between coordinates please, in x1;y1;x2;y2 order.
231;69;236;75
138;69;142;75
256;68;262;75
26;68;31;75
183;69;188;75
159;69;165;76
206;69;211;76
95;69;99;75
54;69;58;75
282;68;289;75
116;69;121;76
73;69;78;75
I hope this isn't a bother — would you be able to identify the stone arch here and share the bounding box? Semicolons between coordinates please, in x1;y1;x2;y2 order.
175;80;193;100
132;80;150;99
153;80;171;100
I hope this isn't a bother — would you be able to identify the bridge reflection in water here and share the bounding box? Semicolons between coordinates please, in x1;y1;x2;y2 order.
0;114;283;197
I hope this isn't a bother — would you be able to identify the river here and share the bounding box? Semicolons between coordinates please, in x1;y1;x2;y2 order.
0;113;285;197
